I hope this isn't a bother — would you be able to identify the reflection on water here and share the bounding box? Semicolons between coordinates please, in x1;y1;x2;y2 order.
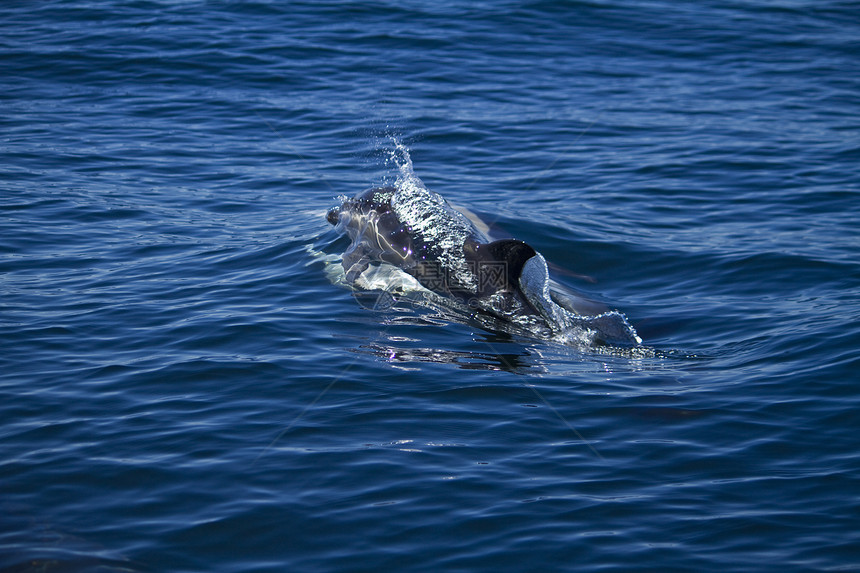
354;341;538;373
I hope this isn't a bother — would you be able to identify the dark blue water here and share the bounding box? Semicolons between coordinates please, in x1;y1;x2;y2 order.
2;1;859;571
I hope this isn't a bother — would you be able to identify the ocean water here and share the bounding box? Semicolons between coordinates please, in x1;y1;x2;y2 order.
2;1;859;571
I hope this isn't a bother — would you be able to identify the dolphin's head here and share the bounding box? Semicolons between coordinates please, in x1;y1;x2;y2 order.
327;187;420;275
326;186;397;228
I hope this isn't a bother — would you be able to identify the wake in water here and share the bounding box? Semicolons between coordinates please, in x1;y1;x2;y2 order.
320;140;643;353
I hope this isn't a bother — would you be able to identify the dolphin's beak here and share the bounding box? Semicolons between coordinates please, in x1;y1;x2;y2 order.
326;206;340;225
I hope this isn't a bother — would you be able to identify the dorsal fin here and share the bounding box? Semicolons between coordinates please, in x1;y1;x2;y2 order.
464;239;537;297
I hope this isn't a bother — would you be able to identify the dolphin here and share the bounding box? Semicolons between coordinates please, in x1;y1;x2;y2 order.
326;181;641;346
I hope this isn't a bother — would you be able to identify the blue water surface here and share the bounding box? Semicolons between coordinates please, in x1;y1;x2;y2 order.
2;1;859;571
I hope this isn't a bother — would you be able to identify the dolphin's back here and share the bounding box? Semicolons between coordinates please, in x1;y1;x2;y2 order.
389;182;487;292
